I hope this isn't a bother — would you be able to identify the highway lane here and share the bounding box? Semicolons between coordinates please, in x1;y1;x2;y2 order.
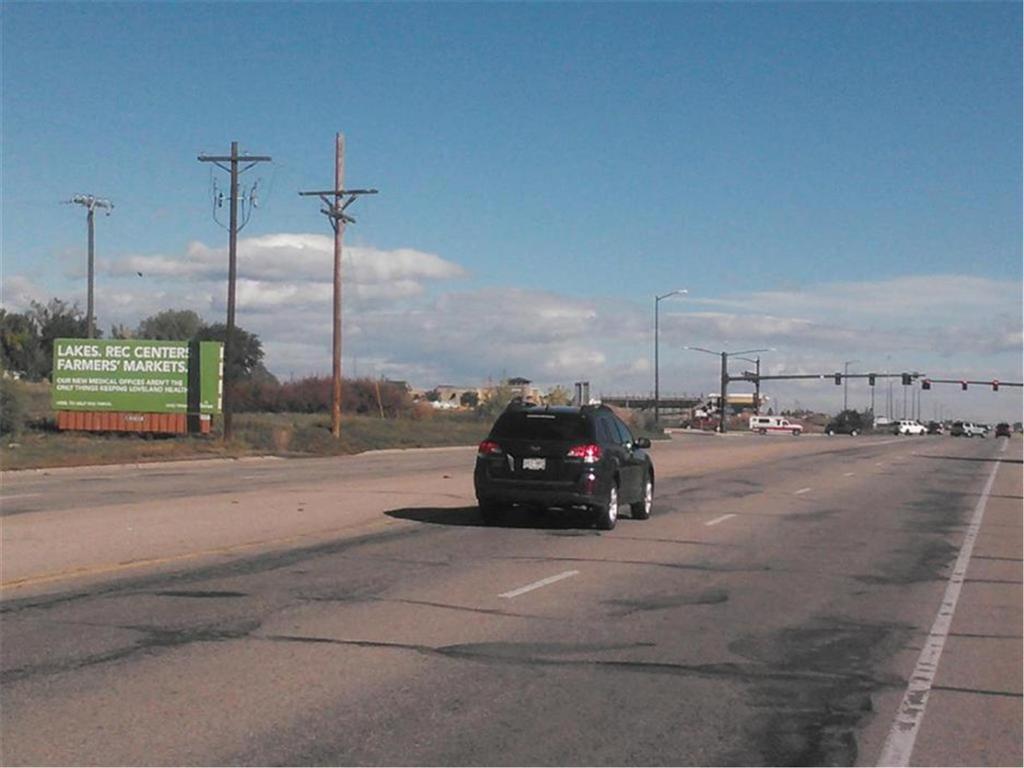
1;435;1020;765
0;435;911;592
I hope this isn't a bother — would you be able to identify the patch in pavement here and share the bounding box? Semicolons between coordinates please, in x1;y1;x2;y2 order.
724;617;910;766
784;507;841;523
659;478;764;504
603;588;729;615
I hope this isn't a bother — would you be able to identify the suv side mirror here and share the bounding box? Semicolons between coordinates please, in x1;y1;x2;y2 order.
634;437;652;449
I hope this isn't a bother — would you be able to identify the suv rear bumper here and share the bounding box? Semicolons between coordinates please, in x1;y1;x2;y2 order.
474;469;611;510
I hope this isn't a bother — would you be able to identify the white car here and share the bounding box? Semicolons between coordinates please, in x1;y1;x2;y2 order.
894;419;927;436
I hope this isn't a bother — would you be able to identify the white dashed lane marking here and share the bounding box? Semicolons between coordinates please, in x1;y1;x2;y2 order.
794;487;812;495
843;472;855;477
499;570;579;599
705;514;736;527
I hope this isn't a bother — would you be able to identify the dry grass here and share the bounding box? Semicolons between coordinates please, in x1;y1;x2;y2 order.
0;403;490;472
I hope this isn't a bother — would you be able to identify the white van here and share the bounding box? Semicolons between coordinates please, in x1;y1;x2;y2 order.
749;415;803;436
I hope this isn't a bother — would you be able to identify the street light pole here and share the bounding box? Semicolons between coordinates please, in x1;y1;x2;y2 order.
719;351;728;433
685;346;771;434
735;355;762;413
842;359;859;412
65;194;113;339
653;289;687;426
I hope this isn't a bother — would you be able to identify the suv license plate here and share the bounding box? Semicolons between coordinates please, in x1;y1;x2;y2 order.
522;458;546;471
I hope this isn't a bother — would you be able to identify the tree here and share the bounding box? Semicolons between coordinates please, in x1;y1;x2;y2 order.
545;385;572;406
476;383;517;420
108;323;134;340
0;309;45;380
195;322;266;381
135;309;205;341
26;299;93;380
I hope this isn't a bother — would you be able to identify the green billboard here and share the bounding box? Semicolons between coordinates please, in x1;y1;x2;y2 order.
52;339;223;414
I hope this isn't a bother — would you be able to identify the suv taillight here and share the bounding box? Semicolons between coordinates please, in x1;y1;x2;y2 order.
477;440;503;457
567;444;602;463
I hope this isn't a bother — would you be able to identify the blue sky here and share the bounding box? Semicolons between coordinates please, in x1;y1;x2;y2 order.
3;1;1021;420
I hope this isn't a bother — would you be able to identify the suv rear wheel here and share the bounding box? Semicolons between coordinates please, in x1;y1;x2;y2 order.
595;484;618;531
631;474;653;520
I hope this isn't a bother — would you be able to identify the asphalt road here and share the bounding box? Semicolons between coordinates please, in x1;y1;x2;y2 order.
1;434;1021;766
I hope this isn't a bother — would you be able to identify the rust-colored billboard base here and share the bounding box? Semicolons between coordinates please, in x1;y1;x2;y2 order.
56;411;212;435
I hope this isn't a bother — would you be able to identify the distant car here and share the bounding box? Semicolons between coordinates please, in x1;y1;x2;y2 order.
951;421;986;438
995;422;1011;437
825;410;864;436
474;402;654;530
749;415;803;436
926;421;944;435
894;419;927;436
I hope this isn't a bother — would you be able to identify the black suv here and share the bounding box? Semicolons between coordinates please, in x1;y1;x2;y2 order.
474;403;654;530
824;409;864;436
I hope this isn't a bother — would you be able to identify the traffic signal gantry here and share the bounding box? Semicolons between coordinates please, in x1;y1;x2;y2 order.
735;371;1017;392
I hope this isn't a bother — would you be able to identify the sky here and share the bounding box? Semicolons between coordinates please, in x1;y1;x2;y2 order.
2;1;1021;422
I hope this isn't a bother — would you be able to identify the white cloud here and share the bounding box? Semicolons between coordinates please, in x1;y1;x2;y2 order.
0;275;48;311
104;234;464;287
4;241;1021;422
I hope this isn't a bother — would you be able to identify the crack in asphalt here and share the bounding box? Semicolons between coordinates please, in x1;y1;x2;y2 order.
258;633;903;690
1;619;262;685
491;554;772;573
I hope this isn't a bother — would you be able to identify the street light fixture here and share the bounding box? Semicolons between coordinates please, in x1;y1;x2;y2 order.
654;289;687;426
684;346;772;433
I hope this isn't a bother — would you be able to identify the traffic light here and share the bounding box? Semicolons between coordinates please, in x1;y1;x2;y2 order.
961;381;968;391
922;379;931;390
992;380;999;392
901;373;911;386
868;374;876;386
834;373;842;385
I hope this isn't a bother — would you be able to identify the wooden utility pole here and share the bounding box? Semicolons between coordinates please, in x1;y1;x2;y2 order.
299;133;377;438
197;142;272;442
332;135;344;436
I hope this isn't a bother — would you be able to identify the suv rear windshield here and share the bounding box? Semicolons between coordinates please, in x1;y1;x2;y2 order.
489;411;591;442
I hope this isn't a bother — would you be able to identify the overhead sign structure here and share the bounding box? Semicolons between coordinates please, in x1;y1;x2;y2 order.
52;339;222;415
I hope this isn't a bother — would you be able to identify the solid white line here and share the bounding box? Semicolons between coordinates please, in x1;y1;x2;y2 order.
876;457;1001;767
705;514;736;527
499;570;579;599
0;493;41;501
794;487;812;495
